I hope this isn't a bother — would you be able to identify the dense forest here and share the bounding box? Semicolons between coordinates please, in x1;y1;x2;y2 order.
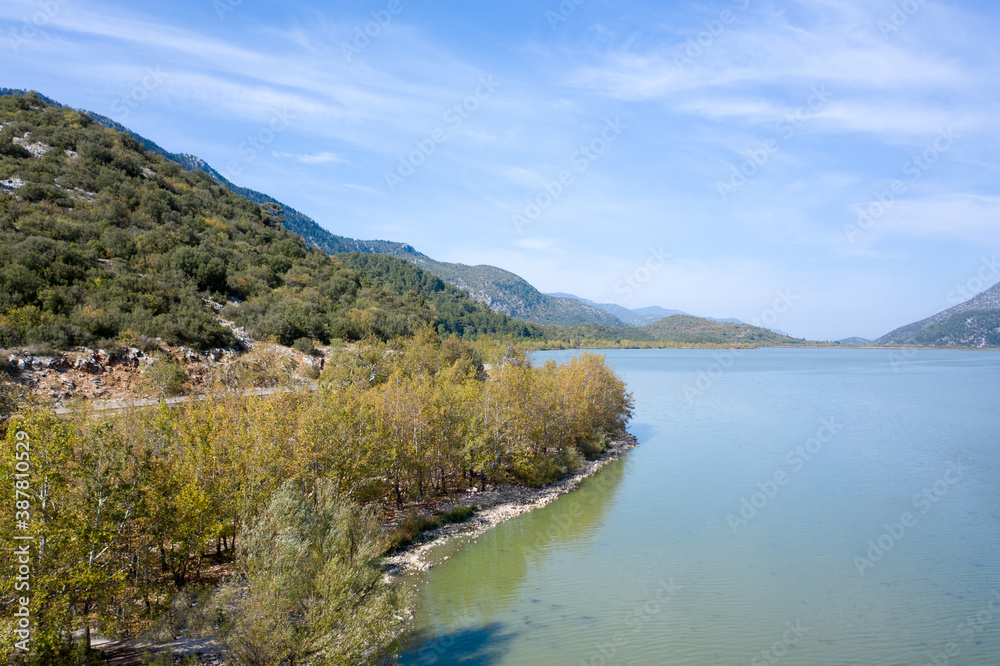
0;335;632;664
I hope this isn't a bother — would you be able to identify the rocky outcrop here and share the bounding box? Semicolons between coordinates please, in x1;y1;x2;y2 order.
12;132;50;157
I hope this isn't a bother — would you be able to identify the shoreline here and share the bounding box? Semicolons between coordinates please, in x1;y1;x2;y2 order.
383;431;639;579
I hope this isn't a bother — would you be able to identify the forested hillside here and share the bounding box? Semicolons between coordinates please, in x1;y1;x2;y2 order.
397;254;626;326
908;309;1000;347
0;93;537;353
337;252;544;338
640;314;803;345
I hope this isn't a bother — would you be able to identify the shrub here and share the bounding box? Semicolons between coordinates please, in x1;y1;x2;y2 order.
388;509;430;552
0;125;30;158
118;329;160;353
215;346;296;390
442;504;478;523
292;336;315;355
301;362;321;380
577;428;611;459
142;355;187;398
24;341;57;357
387;504;478;552
557;444;585;475
219;481;405;665
513;455;563;488
514;446;584;487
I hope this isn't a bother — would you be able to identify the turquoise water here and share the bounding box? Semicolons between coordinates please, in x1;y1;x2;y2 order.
400;349;1000;665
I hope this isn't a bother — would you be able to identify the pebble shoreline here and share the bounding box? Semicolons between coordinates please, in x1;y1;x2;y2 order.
383;431;639;579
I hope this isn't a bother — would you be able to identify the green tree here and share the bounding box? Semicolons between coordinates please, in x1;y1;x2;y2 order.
221;481;405;665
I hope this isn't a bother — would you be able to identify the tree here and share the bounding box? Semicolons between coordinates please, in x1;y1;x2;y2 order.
221;481;405;665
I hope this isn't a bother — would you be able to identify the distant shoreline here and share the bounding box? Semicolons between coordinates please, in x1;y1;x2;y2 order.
530;343;1000;351
383;431;639;580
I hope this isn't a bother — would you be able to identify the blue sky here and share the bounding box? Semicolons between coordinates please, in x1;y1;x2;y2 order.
3;0;999;340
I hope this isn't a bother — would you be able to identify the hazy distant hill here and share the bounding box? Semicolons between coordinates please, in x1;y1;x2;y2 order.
640;315;803;345
632;305;691;322
837;337;873;345
546;292;651;326
549;293;748;327
877;280;1000;348
392;259;626;327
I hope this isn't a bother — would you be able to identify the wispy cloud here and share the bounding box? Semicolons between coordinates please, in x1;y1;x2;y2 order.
874;194;1000;246
274;151;347;165
7;0;999;339
568;1;991;141
516;238;566;253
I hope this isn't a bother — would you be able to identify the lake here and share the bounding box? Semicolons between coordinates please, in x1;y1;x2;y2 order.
400;348;1000;665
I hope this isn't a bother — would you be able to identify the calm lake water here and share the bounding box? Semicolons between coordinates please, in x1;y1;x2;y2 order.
400;349;1000;665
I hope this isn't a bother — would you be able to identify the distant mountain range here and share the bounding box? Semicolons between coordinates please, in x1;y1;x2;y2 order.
547;293;745;326
877;280;1000;348
547;294;681;326
12;87;995;348
20;95;744;331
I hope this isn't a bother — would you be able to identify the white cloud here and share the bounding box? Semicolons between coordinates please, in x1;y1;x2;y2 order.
516;238;566;253
568;1;989;141
273;151;347;165
340;183;383;195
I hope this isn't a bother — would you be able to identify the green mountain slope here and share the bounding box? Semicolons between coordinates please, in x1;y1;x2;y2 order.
247;223;624;327
877;280;1000;347
640;315;804;345
0;89;409;259
336;253;545;339
55;92;624;328
0;93;537;351
0;90;797;337
392;253;626;327
79;107;410;256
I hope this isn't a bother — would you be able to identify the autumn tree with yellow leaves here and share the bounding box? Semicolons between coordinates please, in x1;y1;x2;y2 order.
0;332;632;663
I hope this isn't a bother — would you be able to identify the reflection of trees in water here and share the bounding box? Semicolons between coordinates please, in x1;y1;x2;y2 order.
413;458;628;631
